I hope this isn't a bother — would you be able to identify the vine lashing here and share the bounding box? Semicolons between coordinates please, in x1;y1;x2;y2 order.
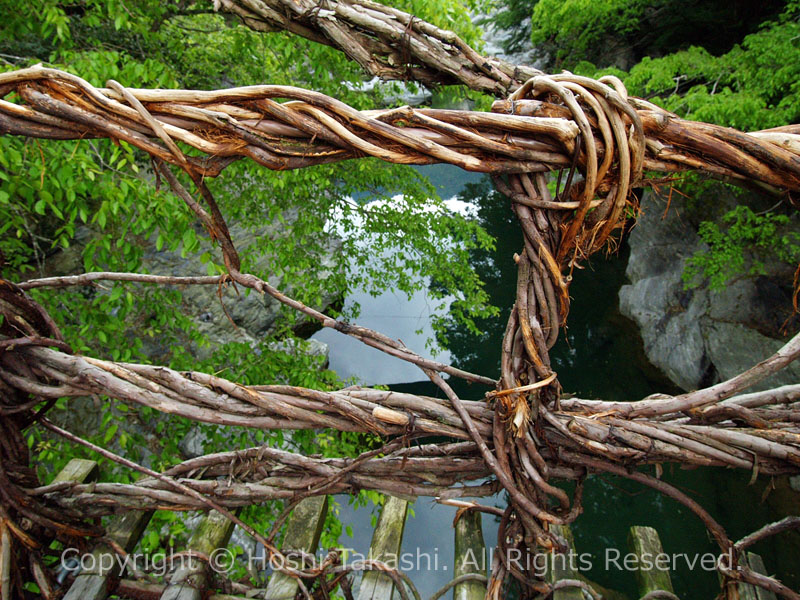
1;9;800;599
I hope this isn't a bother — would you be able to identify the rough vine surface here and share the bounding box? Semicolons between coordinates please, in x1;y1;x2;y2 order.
1;4;800;599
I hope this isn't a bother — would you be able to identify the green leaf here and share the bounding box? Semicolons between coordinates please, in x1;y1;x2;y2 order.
104;423;119;444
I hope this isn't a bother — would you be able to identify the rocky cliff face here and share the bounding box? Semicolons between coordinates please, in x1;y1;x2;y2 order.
41;209;343;362
34;211;340;459
619;191;799;392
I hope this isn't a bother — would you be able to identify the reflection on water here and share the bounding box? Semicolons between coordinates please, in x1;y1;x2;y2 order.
312;164;485;385
317;166;798;599
333;493;502;599
312;284;454;385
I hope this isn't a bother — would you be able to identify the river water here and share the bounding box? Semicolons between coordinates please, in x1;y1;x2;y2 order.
312;165;798;599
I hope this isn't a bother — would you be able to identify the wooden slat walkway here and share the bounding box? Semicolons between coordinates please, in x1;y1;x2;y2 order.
49;459;783;600
264;495;328;600
160;509;236;600
628;525;674;596
52;458;98;485
453;509;487;600
545;524;631;600
358;495;408;600
57;459;153;600
739;552;779;600
546;524;583;600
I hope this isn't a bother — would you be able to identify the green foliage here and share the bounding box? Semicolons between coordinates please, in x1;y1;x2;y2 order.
550;2;800;129
682;205;800;290
3;2;499;583
489;0;800;289
0;0;497;365
607;6;800;129
489;0;786;72
528;0;650;66
481;0;536;54
1;0;497;338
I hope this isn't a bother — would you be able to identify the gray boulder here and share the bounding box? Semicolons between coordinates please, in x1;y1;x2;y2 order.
620;191;800;392
143;218;343;354
37;211;343;359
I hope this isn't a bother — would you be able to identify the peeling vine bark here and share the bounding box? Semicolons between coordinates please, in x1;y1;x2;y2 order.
1;4;800;598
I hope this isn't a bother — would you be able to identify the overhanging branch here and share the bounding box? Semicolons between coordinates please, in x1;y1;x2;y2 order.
1;29;800;598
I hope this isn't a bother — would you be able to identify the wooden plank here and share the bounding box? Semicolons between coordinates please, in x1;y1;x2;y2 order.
52;458;99;484
738;554;759;600
627;526;674;596
738;553;778;600
748;553;778;600
116;578;261;599
160;510;236;600
453;510;486;600
63;509;152;600
1;522;12;600
539;522;627;600
357;495;409;600
545;524;582;600
57;458;151;600
264;495;329;600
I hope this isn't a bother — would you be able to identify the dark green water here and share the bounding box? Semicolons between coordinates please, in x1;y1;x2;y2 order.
322;164;798;598
386;167;799;599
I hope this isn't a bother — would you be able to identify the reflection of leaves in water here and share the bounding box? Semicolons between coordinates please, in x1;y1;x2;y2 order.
429;178;798;600
435;176;676;401
434;176;521;378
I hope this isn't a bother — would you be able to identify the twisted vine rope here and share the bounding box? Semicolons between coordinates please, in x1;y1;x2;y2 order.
2;64;800;599
213;0;539;95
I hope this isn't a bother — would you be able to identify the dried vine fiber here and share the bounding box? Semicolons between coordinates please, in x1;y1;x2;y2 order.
213;0;538;95
3;66;800;186
1;62;800;600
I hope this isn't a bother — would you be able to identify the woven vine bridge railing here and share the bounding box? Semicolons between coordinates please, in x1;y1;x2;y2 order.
2;6;800;599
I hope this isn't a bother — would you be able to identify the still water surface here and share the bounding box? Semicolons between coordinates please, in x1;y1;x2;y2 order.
313;165;798;599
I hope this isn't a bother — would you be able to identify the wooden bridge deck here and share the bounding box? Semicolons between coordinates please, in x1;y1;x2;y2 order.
49;458;776;600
